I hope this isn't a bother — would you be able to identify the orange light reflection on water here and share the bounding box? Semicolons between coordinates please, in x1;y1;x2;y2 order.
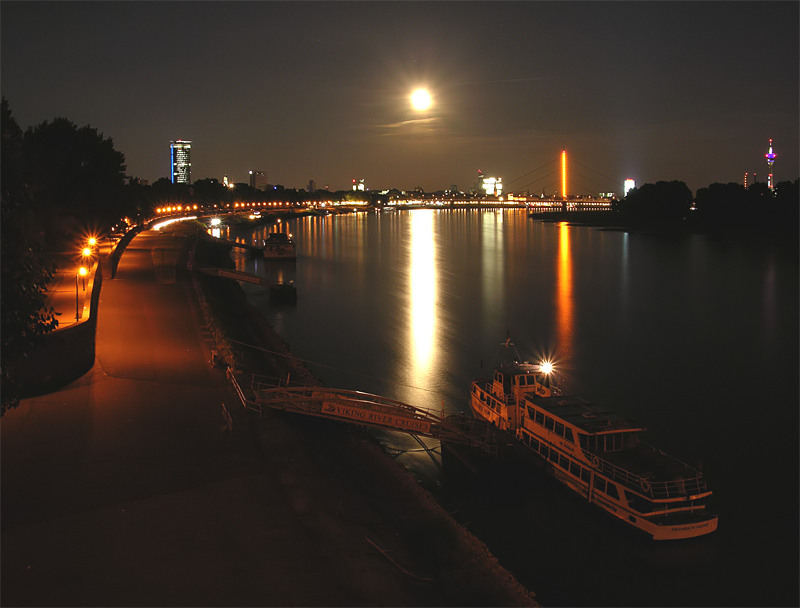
556;222;574;360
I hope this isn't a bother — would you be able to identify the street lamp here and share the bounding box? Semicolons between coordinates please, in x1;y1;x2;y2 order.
76;267;87;321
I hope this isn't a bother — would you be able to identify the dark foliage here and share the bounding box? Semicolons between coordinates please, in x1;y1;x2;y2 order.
618;180;693;228
1;98;58;413
22;115;127;247
693;180;799;233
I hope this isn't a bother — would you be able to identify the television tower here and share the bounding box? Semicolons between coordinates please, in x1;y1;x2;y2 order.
765;139;776;190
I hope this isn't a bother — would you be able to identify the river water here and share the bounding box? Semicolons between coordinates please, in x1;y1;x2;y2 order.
221;209;798;606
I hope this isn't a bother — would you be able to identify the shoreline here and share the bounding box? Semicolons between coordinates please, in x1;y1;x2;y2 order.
189;232;539;606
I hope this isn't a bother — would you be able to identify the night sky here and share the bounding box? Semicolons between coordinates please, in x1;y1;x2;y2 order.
2;1;797;195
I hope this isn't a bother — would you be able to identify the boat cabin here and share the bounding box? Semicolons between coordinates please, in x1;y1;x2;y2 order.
490;362;555;402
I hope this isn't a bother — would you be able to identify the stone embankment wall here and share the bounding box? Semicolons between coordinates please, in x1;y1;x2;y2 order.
12;227;142;398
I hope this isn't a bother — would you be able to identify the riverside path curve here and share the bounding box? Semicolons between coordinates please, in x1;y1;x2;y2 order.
1;221;537;607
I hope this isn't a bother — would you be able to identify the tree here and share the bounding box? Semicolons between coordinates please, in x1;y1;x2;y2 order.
619;180;693;228
694;182;749;231
1;98;58;414
23;116;127;245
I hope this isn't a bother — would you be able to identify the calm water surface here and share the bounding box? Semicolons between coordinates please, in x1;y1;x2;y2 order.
223;210;798;606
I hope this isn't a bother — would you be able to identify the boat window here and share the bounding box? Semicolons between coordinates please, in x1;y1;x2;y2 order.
595;477;606;493
579;434;597;452
554;422;565;437
527;406;537;419
530;438;539;451
563;427;575;444
580;468;590;483
540;444;549;459
605;483;620;499
535;411;545;425
544;417;555;431
603;433;624;452
569;461;580;476
559;454;569;469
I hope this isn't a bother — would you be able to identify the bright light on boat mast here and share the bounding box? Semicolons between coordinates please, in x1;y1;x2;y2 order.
540;361;554;375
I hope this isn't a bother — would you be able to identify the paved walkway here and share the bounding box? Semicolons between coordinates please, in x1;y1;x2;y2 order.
2;224;536;606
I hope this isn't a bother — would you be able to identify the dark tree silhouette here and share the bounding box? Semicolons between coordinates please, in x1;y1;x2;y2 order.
23;116;127;244
619;180;693;228
1;98;58;414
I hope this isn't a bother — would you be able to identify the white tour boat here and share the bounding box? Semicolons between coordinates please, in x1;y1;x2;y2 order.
470;340;718;540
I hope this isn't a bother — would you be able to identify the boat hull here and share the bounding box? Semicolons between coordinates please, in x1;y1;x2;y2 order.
263;246;296;260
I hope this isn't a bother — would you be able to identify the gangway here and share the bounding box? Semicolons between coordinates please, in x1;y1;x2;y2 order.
197;266;268;285
230;371;505;455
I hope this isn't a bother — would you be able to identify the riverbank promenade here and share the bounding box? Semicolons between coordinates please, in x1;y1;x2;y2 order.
1;224;536;606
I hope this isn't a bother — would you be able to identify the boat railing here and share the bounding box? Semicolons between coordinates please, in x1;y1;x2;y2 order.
591;450;707;499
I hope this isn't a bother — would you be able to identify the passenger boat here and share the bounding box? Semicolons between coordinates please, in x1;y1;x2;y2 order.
470;339;718;540
262;231;296;260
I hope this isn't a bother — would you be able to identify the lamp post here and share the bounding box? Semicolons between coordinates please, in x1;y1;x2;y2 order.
76;267;87;321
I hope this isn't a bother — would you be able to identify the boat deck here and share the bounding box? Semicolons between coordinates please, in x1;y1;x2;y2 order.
526;394;643;434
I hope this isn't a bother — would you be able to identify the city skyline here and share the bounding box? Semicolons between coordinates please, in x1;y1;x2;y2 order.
2;1;798;194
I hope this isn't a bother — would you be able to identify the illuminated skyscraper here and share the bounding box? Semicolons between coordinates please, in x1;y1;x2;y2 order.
170;140;191;184
249;170;268;190
624;179;636;197
481;176;503;196
765;139;776;190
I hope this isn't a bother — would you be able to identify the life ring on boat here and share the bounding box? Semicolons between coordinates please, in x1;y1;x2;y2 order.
589;455;600;468
639;479;651;494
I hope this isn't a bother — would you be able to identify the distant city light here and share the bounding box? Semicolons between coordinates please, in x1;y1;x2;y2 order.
624;178;636;197
481;176;503;196
765;139;776;190
153;216;197;231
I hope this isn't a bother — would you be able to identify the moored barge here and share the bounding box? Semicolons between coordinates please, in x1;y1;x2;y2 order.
470;341;718;540
263;231;296;260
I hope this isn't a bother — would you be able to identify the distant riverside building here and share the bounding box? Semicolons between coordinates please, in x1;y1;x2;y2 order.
307;179;316;192
170;140;191;184
481;176;503;197
352;178;366;191
624;178;636;197
249;170;268;190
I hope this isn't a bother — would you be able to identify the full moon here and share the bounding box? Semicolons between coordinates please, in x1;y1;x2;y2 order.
410;88;432;111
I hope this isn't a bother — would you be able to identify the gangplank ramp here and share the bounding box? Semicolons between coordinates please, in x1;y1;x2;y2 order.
250;384;502;454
